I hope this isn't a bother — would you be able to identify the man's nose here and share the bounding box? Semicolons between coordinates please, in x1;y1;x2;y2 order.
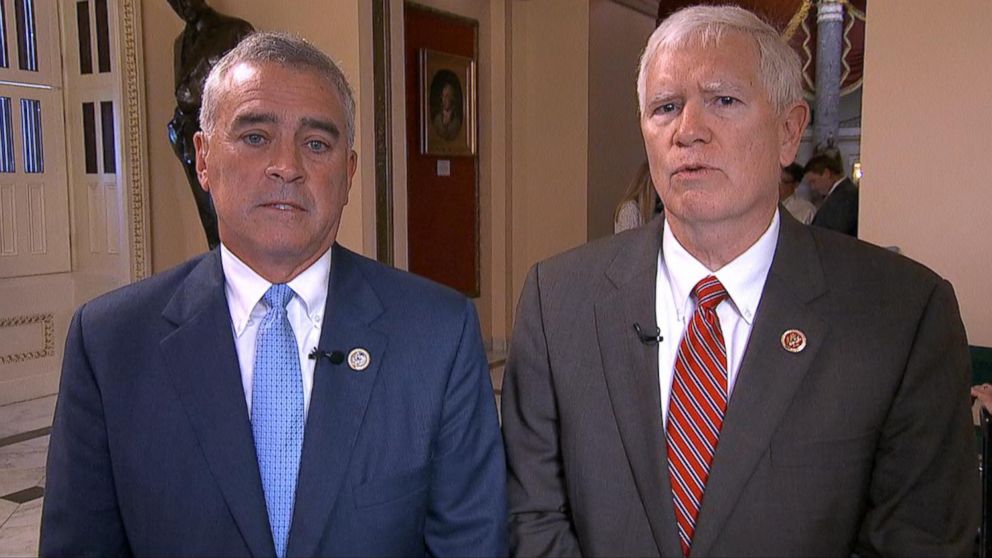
673;100;711;146
265;139;304;183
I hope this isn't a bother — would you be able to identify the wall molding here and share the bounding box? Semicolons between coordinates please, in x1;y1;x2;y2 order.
119;0;151;281
0;314;55;365
373;0;394;266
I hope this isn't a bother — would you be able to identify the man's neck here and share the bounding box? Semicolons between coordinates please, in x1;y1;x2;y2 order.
222;245;332;285
666;207;777;271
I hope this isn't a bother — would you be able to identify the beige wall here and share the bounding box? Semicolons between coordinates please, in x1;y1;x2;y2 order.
860;0;992;346
143;0;369;273
509;0;590;311
587;0;655;241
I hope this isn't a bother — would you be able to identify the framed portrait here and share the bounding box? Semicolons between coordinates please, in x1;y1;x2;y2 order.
420;49;476;156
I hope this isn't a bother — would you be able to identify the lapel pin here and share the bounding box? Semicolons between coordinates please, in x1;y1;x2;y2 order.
347;348;371;371
781;329;807;353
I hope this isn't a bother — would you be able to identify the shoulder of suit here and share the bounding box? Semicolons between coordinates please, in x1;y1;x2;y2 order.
806;226;943;290
836;178;860;199
540;227;643;272
82;252;211;310
336;244;470;312
528;223;658;297
69;252;214;336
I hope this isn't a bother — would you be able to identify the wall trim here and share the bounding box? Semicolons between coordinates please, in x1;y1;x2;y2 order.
119;0;151;281
373;0;394;265
0;314;55;365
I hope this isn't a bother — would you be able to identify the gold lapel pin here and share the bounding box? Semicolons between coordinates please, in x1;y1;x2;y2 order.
781;329;807;353
347;348;371;371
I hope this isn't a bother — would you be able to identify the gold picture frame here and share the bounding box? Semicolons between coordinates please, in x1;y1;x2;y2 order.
420;49;476;156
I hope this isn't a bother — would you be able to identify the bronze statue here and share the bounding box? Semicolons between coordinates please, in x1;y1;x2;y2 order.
167;0;253;249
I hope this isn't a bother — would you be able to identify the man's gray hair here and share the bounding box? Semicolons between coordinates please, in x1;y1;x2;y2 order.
636;5;803;115
200;31;356;148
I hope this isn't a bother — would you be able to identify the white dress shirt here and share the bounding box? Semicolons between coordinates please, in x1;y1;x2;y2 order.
655;211;780;422
220;245;331;419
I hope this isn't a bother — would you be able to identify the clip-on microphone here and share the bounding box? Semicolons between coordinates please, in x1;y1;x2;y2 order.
632;323;663;346
308;348;345;365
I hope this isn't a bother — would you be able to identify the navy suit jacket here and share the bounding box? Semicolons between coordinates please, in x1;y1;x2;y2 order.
811;177;858;237
41;244;507;557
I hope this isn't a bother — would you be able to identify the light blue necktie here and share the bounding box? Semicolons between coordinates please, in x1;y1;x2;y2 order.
252;284;304;558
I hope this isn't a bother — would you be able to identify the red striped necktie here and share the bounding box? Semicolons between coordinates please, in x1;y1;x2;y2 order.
666;275;729;557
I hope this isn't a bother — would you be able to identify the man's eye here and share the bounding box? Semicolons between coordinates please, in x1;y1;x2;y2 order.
657;103;677;114
716;96;738;106
243;133;266;145
306;140;329;153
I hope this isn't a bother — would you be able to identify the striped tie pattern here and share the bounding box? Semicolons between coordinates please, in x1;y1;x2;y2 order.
666;275;729;557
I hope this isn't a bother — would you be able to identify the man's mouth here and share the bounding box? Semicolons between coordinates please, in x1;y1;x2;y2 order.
673;163;715;175
260;201;304;211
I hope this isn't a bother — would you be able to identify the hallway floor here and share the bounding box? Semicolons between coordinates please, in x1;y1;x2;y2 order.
0;395;54;557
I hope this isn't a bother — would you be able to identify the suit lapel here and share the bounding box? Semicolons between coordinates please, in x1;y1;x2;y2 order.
288;245;387;557
161;251;275;558
690;214;830;555
595;217;683;557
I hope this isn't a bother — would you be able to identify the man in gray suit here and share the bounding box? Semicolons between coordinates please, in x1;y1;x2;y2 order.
501;5;977;557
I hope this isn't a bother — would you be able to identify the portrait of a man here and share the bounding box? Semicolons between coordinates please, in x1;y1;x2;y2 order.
420;49;475;156
430;71;463;141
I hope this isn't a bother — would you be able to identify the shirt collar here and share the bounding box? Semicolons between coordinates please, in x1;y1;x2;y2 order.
662;210;780;325
287;248;331;325
220;245;332;335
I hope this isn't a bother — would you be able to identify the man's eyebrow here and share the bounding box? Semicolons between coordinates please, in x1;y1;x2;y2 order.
231;111;277;129
301;117;341;139
700;80;745;94
645;91;678;106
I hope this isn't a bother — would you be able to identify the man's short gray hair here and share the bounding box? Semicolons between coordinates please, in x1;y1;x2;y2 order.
200;31;356;148
636;5;803;116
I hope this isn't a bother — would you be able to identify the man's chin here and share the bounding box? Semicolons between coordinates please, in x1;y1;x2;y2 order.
667;202;775;230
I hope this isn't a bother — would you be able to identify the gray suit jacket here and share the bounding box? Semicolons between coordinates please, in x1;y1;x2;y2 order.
502;212;978;557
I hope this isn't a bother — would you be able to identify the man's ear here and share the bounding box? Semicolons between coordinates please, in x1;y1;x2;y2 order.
343;149;358;203
779;101;810;167
193;131;210;192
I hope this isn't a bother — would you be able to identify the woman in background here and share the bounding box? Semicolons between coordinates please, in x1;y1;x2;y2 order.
614;162;661;233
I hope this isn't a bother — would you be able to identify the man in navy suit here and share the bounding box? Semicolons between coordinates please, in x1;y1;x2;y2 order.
805;152;859;237
41;32;506;557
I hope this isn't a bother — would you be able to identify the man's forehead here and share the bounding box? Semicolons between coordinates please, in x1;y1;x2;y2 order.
220;61;334;93
648;35;759;83
216;62;342;108
227;61;260;86
216;71;343;133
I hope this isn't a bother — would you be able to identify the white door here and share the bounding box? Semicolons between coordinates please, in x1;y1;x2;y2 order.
0;0;73;404
0;0;70;278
